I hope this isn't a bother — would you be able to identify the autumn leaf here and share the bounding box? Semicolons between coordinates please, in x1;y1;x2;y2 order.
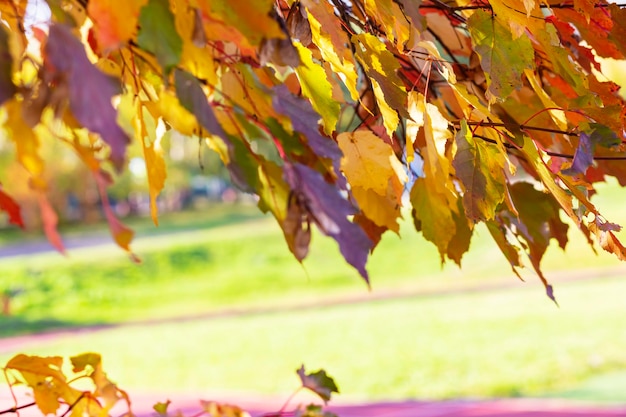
5;354;82;416
303;0;359;100
88;0;147;50
45;24;130;170
563;124;620;176
137;0;183;75
96;171;136;257
153;400;171;416
3;0;626;296
199;0;284;47
0;187;24;228
174;69;227;142
272;85;344;184
294;42;339;134
468;9;534;101
352;32;408;135
70;353;128;414
0;24;16;105
201;400;250;417
337;130;399;196
284;163;372;281
410;178;456;262
297;365;339;404
453;120;506;222
38;194;65;254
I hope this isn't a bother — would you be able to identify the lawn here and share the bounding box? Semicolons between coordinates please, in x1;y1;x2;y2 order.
1;180;626;402
1;275;625;402
1;197;621;335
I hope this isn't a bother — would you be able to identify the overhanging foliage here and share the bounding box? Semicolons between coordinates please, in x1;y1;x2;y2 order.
1;0;626;301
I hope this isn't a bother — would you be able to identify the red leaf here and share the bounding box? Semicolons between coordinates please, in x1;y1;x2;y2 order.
0;188;24;228
96;171;137;260
38;194;65;254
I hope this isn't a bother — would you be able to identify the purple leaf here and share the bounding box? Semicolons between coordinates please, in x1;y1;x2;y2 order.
563;132;594;176
173;69;251;191
0;25;16;105
174;69;228;142
45;24;130;170
284;163;372;282
563;124;619;176
273;85;346;188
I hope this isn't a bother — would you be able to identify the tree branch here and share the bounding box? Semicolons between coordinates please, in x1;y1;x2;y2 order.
0;402;36;415
419;2;626;11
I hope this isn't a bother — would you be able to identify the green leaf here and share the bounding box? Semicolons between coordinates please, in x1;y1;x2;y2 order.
297;365;339;404
294;41;339;134
137;0;182;75
153;400;171;416
468;9;534;101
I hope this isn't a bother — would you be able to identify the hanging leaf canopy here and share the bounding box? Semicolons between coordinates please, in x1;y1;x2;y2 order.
1;0;626;300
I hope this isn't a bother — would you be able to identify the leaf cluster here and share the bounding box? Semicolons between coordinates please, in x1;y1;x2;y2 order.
0;1;626;300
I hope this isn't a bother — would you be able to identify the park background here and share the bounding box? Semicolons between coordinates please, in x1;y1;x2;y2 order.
1;3;626;415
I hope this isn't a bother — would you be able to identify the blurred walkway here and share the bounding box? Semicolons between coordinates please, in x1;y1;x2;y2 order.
118;391;626;417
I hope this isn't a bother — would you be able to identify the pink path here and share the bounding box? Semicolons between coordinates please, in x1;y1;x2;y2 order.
116;391;626;417
4;385;626;417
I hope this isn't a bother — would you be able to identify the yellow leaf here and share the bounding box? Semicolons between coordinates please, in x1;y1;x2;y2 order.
524;69;568;130
135;102;167;225
521;137;575;221
410;177;457;260
88;0;148;50
218;65;277;120
406;91;425;163
371;78;399;137
6;354;83;417
490;0;545;38
352;185;401;232
294;42;339;134
352;33;407;135
303;0;359;100
258;161;290;222
172;0;218;85
422;101;453;184
156;91;199;136
337;130;399;196
3;99;45;186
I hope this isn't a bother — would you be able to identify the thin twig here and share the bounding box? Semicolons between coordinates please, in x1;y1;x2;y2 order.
0;402;36;415
59;392;86;417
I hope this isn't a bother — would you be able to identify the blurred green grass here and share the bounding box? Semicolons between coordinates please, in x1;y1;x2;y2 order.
2;275;625;402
